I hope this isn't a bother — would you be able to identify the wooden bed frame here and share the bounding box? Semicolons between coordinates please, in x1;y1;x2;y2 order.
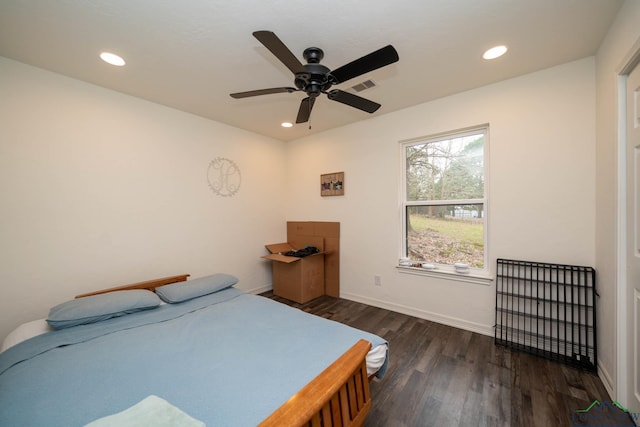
75;274;373;427
75;274;191;298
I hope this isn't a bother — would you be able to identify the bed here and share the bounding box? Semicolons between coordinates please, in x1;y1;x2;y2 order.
0;273;388;426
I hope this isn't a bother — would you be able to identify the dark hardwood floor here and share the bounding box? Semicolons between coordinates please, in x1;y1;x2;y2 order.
260;291;611;427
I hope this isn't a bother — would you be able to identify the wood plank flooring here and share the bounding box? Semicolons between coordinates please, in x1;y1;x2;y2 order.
260;291;611;427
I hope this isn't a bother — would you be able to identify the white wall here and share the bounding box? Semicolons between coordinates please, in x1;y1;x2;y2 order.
0;57;287;341
594;0;640;401
0;46;602;372
285;57;596;335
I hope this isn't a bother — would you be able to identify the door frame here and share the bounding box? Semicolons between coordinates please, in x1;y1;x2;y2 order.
616;37;640;407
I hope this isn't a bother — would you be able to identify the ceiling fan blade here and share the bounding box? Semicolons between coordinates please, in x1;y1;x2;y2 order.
230;87;297;99
296;97;315;123
327;90;381;113
329;45;399;84
253;31;305;74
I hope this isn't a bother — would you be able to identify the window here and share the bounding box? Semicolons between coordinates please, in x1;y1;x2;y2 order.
401;126;488;272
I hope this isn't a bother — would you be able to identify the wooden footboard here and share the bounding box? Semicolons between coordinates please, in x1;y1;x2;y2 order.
259;339;372;427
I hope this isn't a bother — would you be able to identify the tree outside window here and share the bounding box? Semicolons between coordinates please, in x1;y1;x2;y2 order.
403;127;487;269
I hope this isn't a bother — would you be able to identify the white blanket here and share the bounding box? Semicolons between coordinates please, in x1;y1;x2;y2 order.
84;395;205;427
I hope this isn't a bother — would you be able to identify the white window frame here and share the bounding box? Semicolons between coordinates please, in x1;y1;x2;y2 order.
399;125;492;284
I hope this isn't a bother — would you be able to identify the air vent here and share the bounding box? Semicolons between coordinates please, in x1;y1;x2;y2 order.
350;79;376;92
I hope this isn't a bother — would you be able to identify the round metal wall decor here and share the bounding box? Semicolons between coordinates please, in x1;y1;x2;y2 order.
207;157;241;197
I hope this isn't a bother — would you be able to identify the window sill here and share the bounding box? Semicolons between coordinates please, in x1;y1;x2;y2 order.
396;265;494;286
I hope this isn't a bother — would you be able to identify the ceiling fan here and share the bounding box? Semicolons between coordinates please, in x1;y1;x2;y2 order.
230;31;399;124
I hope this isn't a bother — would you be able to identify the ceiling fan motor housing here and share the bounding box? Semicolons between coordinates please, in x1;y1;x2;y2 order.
295;47;333;97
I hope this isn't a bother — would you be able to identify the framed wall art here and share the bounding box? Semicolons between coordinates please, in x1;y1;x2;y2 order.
320;172;344;196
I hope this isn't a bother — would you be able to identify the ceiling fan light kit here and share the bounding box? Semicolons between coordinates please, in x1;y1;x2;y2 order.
230;31;399;125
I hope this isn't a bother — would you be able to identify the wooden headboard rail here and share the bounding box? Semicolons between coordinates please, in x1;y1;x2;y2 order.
75;274;190;299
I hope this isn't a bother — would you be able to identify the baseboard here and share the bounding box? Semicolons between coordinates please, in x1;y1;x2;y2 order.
340;291;494;337
597;360;615;400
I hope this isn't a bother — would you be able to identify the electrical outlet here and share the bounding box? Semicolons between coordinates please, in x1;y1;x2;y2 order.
374;275;382;286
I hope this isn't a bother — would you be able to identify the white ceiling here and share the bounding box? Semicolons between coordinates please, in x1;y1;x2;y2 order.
0;0;623;142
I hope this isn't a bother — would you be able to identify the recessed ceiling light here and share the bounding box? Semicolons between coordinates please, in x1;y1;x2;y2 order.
281;122;293;128
483;45;508;60
99;51;126;66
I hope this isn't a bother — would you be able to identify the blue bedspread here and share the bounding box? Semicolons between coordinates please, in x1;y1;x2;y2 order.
0;288;388;427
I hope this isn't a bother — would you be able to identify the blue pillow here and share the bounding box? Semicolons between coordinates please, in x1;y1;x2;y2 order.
47;290;161;330
155;273;238;303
